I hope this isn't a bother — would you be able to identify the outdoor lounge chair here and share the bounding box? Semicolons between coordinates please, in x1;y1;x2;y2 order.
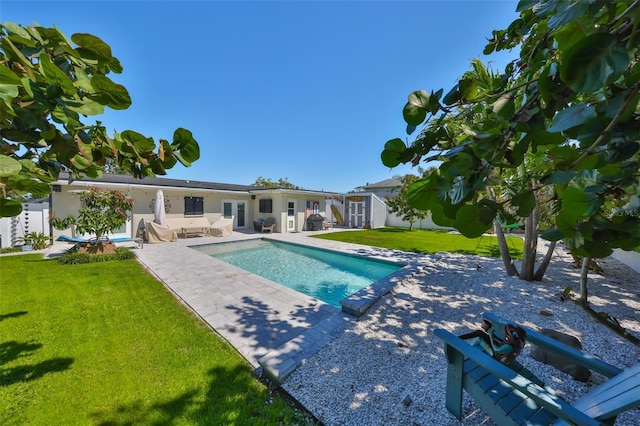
435;312;640;425
210;216;234;237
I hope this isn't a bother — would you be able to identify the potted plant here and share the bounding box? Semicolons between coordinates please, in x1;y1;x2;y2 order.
50;187;134;255
14;231;49;251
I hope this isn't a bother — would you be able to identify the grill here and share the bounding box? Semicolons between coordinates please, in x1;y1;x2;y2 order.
306;214;324;231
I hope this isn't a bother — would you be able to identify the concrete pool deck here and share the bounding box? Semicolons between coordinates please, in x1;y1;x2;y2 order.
127;230;420;383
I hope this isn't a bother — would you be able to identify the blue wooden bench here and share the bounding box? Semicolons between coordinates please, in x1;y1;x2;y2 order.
434;312;640;425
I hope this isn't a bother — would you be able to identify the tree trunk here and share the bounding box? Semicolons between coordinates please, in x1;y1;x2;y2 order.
494;221;519;276
579;256;590;306
487;186;519;276
520;210;538;281
533;240;556;281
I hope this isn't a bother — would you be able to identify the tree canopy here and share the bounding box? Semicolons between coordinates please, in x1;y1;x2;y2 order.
0;22;200;217
251;176;302;189
385;174;429;230
381;0;640;260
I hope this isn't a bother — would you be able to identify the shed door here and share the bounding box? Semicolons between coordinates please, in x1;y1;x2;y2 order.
349;202;365;228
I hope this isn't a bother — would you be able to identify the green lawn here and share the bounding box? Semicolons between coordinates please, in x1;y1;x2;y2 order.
0;254;315;425
313;227;524;259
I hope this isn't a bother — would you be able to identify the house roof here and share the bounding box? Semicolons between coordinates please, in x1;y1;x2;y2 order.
55;172;339;196
363;177;402;190
57;171;259;192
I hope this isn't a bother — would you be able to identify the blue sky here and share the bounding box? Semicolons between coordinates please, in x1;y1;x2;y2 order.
3;1;519;192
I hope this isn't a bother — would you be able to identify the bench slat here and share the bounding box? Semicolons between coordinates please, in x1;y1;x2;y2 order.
464;359;557;425
571;363;640;419
504;388;554;425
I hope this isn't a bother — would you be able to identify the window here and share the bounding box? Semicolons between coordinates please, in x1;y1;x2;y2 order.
223;202;233;218
259;198;272;213
184;196;203;216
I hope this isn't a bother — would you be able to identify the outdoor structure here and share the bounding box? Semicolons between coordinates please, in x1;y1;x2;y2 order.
49;172;338;241
325;193;387;229
362;178;449;230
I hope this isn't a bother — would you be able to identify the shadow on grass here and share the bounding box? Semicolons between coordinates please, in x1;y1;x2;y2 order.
0;340;73;386
90;365;299;425
91;388;200;425
0;311;28;322
0;340;42;362
87;295;328;424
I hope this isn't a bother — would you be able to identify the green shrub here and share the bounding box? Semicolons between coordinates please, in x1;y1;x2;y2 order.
114;247;137;260
59;247;136;264
0;247;21;254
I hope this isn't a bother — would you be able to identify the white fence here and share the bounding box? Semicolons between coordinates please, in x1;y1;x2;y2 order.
0;201;50;248
385;212;450;230
611;249;640;273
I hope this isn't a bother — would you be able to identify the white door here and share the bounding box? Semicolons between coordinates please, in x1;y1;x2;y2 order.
222;200;247;229
349;201;365;228
287;200;296;232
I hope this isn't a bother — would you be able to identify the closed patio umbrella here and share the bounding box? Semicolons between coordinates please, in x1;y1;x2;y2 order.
154;189;168;227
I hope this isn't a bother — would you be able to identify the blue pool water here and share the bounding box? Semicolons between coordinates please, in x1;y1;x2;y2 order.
193;239;403;307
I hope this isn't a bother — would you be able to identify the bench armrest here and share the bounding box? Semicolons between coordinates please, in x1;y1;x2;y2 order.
483;312;622;378
434;328;601;426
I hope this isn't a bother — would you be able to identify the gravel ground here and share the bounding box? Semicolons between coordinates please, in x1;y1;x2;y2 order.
282;244;640;425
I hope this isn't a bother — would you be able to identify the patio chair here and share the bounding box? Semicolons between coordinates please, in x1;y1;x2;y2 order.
435;312;640;425
256;217;276;233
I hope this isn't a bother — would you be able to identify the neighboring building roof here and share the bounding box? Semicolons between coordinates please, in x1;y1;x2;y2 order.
55;172;338;196
363;177;402;190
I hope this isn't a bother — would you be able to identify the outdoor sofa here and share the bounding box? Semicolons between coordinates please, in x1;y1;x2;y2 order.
146;216;235;243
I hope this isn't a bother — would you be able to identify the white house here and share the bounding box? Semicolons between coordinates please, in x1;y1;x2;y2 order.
49;172;338;241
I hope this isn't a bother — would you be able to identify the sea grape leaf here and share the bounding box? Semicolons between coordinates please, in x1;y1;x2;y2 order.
381;138;407;168
455;204;493;238
559;32;630;93
549;103;597;133
561;187;600;221
407;178;439;211
0;198;22;217
0;155;22;177
541;228;564;241
403;90;430;126
511;191;536;217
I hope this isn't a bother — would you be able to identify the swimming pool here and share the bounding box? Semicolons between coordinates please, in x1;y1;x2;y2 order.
193;239;405;308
